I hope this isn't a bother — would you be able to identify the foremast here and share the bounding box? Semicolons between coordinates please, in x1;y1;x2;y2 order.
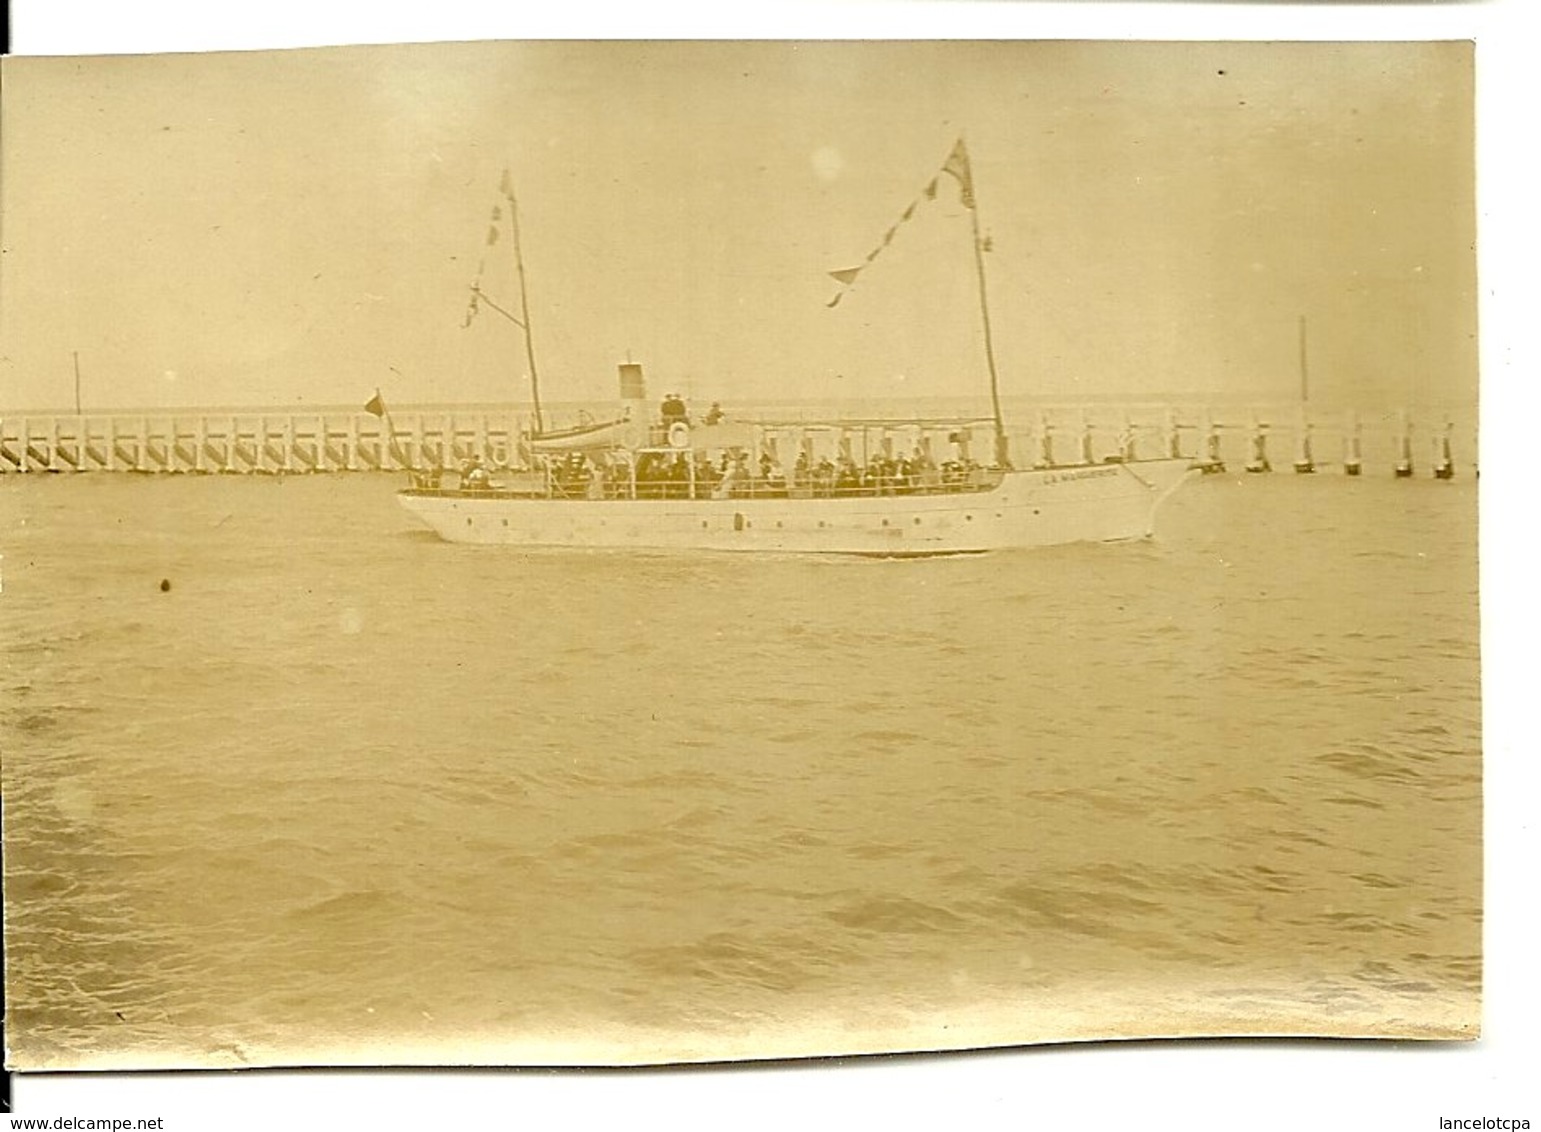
465;169;547;434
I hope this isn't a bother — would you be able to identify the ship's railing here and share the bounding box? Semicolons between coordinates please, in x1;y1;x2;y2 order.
416;467;1008;501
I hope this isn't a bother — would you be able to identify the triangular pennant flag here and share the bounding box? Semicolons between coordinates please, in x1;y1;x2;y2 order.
941;138;975;209
828;267;863;286
826;292;844;308
881;225;898;247
364;391;386;418
902;201;917;221
924;178;938;200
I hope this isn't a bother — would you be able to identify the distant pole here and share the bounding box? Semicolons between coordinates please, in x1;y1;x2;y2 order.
73;351;83;415
1298;315;1309;406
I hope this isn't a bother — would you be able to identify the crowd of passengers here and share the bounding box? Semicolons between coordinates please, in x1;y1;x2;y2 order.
544;448;987;499
443;394;990;497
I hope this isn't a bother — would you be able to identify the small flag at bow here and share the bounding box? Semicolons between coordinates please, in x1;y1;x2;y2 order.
364;391;386;418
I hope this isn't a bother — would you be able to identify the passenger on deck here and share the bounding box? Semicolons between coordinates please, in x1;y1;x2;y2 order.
552;452;593;497
704;402;725;426
814;457;837;497
461;455;491;491
660;393;688;425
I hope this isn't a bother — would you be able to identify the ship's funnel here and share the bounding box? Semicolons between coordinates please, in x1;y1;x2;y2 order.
618;363;646;403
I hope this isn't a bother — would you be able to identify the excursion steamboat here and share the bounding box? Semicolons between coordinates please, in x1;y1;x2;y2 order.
391;140;1197;555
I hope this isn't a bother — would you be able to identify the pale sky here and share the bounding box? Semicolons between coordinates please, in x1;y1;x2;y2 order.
2;40;1475;414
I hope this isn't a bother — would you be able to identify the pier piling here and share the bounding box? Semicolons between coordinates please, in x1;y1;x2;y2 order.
0;406;1462;479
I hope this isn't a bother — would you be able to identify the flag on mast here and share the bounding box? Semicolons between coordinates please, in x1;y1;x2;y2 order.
941;138;975;209
825;137;977;308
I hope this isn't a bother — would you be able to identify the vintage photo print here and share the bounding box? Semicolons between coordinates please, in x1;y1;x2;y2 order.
2;32;1482;1095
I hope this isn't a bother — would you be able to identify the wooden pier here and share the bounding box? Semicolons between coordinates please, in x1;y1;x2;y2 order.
0;406;1470;478
0;411;522;475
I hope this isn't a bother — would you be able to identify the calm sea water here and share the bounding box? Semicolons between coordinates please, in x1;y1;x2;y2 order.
1;468;1480;1069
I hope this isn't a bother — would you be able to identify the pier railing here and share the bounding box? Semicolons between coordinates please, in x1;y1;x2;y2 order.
0;407;1471;478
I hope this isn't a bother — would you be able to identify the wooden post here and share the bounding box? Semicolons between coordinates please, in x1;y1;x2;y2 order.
1434;421;1455;480
1293;407;1315;474
1343;410;1362;476
1394;410;1414;478
1245;413;1270;473
1205;412;1224;471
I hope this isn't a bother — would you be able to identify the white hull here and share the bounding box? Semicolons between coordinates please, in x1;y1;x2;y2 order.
396;458;1196;554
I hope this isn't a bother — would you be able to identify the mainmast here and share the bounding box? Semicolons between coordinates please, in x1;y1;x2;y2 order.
954;140;1012;469
827;138;1013;468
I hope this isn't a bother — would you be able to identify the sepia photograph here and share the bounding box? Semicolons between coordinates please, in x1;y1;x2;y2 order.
0;5;1527;1126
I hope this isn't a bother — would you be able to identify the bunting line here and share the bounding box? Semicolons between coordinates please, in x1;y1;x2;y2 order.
465;175;513;327
825;137;979;309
